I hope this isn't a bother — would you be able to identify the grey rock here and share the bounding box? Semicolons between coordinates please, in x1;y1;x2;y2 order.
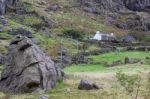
0;28;3;32
0;54;5;65
0;0;6;15
124;0;150;11
10;28;33;38
121;35;136;43
79;0;150;12
39;95;49;99
0;0;20;15
15;2;26;15
64;88;71;93
0;16;8;25
32;38;40;45
78;80;102;90
0;36;64;93
6;0;19;5
48;4;61;11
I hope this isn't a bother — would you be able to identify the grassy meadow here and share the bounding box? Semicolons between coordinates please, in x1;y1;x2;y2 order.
65;51;150;73
90;51;150;63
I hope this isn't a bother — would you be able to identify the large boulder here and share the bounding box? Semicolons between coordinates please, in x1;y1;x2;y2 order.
0;35;64;93
78;80;102;90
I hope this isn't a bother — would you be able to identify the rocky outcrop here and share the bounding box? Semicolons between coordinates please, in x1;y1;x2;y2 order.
78;0;150;31
124;0;150;11
0;0;6;15
0;0;26;15
0;35;64;93
78;0;150;12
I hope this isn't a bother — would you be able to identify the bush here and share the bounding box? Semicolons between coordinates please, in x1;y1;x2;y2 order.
63;29;83;40
116;71;141;99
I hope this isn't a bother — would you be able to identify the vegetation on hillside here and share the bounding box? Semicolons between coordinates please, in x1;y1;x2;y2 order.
0;0;150;99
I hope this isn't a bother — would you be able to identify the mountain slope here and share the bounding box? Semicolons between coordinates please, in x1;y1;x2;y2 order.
0;0;149;56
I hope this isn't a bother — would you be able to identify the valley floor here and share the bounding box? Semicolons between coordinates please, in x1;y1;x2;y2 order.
0;64;150;99
1;51;150;99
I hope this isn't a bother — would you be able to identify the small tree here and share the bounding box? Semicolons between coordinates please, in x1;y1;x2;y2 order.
116;71;141;99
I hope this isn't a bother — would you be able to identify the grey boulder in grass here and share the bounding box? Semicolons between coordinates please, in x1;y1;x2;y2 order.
0;35;64;93
78;80;103;90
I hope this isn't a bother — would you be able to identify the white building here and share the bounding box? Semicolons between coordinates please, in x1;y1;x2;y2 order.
91;31;116;41
92;31;102;40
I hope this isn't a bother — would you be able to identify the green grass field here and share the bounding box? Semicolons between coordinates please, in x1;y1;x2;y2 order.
64;51;150;73
90;51;150;63
61;51;150;99
64;64;150;73
64;64;106;73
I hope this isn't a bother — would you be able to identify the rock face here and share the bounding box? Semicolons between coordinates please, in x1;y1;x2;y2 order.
0;0;21;15
0;36;64;93
124;0;150;11
78;0;150;31
79;0;150;12
0;0;6;15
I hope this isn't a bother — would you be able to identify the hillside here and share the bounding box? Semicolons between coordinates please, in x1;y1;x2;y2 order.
0;0;149;56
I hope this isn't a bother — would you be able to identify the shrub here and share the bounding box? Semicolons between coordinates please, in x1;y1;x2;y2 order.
63;29;83;40
116;71;141;99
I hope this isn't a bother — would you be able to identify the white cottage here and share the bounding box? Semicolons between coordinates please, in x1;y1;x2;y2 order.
91;31;116;41
92;31;102;40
